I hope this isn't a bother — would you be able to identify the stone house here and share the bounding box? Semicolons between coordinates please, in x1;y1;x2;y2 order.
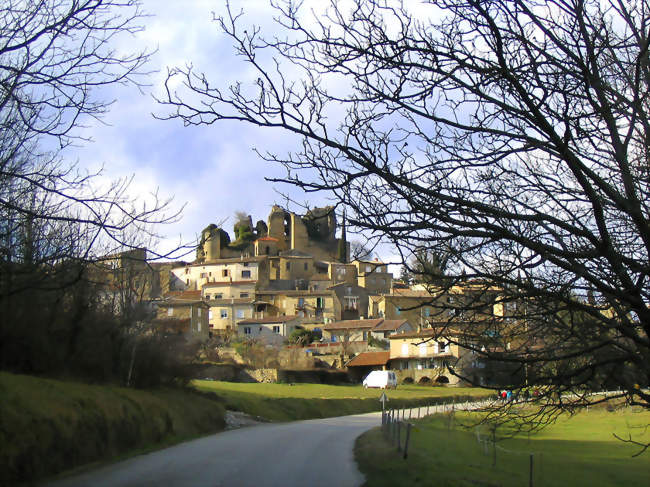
323;318;384;342
352;259;392;295
370;319;413;339
388;328;471;385
328;282;370;320
153;291;210;340
236;315;301;344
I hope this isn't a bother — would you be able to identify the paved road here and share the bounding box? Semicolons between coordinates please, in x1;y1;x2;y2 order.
45;412;383;487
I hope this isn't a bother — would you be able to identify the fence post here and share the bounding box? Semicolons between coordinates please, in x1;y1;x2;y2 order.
529;453;534;487
397;421;402;451
491;425;497;467
403;423;412;459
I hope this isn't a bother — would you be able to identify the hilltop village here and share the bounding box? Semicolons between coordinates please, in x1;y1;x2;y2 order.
113;205;519;387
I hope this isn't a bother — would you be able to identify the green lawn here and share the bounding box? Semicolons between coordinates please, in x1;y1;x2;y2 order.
193;380;491;421
356;406;650;487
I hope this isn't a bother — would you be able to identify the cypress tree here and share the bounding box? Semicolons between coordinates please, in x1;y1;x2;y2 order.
337;210;348;263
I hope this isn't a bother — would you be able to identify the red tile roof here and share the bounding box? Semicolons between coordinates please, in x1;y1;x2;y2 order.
388;327;462;339
323;318;383;330
373;319;409;331
346;351;390;367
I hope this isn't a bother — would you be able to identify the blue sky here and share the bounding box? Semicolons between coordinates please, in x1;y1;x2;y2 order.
67;1;334;259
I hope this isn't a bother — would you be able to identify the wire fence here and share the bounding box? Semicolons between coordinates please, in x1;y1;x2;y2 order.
379;400;546;486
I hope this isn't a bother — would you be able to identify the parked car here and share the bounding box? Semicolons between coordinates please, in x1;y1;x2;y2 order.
362;370;397;389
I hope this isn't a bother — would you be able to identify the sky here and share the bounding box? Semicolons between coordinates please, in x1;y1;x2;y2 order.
65;0;437;272
70;0;336;261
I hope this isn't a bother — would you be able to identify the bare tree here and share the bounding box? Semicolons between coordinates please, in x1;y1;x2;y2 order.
160;0;650;418
0;1;181;379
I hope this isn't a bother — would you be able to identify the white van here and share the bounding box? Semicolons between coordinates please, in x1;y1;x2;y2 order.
362;370;398;389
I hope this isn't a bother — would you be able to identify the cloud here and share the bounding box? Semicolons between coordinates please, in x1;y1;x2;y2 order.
64;0;394;261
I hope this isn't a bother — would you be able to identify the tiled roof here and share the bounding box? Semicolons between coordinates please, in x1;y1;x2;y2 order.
323;318;383;330
373;319;409;331
346;351;390;367
390;289;435;298
256;236;279;242
202;280;256;287
166;290;202;298
237;315;299;325
388;327;461;339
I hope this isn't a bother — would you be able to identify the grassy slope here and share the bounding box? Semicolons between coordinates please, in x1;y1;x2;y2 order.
355;407;650;487
193;380;491;421
0;372;226;485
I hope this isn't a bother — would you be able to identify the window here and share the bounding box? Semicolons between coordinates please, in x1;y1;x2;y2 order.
316;297;324;308
240;292;249;298
366;265;372;273
344;296;358;311
214;293;223;299
185;268;189;274
186;279;189;285
424;307;430;317
220;309;228;318
243;262;249;267
197;308;202;317
346;286;352;294
197;321;201;332
438;341;447;353
167;307;173;316
395;306;401;316
382;278;387;285
298;297;305;307
286;262;290;271
244;326;251;335
401;343;409;356
222;269;229;277
236;309;245;319
205;294;211;300
272;325;280;333
304;262;308;270
200;272;207;278
208;310;213;320
419;343;427;356
241;270;251;278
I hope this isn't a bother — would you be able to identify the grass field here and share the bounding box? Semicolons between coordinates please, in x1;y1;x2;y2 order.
193;380;492;421
355;405;650;487
0;372;226;485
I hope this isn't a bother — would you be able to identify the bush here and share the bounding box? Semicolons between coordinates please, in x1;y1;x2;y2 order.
288;328;315;345
368;335;389;349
